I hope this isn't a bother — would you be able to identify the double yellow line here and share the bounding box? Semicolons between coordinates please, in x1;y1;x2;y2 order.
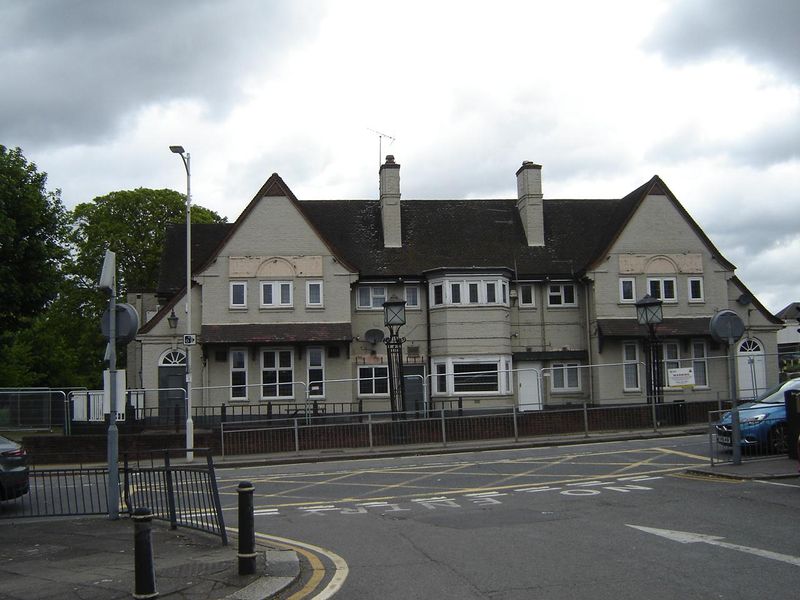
227;527;348;599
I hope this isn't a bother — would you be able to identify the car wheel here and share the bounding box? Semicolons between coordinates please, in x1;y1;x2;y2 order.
767;423;789;454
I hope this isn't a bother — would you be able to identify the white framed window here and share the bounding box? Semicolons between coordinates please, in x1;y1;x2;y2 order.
547;283;577;307
230;349;248;399
428;277;510;308
551;362;580;391
692;340;708;387
357;285;387;310
450;281;463;304
435;363;447;393
230;281;247;309
688;277;704;303
404;285;420;309
306;280;323;308
619;278;636;303
307;347;325;397
430;356;512;396
358;366;389;396
261;348;294;399
468;282;480;303
518;283;535;307
485;281;498;304
432;283;444;306
622;342;640;391
661;341;680;386
647;277;677;302
261;281;293;308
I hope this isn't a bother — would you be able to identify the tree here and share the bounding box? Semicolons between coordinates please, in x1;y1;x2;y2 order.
0;146;68;332
70;188;225;294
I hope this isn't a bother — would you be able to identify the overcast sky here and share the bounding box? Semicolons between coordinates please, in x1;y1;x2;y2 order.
2;0;797;313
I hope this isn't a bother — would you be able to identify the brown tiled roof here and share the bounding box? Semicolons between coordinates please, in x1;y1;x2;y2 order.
200;323;353;344
597;318;712;338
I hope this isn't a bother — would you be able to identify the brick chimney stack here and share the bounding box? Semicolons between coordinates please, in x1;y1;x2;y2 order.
516;161;544;247
380;155;401;248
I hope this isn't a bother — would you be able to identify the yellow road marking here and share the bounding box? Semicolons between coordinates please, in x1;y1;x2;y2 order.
235;465;697;509
652;447;709;461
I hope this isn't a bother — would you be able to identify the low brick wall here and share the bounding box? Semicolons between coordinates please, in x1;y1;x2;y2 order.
23;431;220;465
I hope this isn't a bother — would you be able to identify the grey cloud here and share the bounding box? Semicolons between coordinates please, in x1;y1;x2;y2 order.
647;117;800;168
0;1;318;149
645;0;800;81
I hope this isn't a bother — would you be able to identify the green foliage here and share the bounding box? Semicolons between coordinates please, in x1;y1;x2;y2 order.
70;188;226;294
0;146;68;332
0;147;225;389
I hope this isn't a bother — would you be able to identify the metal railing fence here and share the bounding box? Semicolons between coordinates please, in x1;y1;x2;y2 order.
123;448;227;544
0;448;227;544
707;407;789;466
220;398;718;458
0;389;68;430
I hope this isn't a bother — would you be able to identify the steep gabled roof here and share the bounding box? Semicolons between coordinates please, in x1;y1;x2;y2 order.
143;174;358;334
151;174;747;313
157;223;234;298
586;175;736;272
776;302;800;322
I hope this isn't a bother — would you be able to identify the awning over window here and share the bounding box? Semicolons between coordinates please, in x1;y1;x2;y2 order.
200;323;353;344
597;317;711;338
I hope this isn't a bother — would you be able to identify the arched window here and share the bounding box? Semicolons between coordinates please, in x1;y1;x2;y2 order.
739;339;762;353
159;349;186;366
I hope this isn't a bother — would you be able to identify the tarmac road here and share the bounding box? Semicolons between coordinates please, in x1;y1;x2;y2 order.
216;435;800;599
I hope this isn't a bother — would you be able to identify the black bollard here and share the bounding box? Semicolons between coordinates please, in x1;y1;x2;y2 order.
132;507;158;599
237;481;257;575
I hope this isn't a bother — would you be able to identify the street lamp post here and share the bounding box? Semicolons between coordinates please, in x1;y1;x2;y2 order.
383;297;407;417
635;294;664;411
170;145;194;461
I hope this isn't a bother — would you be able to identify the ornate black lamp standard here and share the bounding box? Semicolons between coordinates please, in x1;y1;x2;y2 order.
635;294;664;407
383;297;407;417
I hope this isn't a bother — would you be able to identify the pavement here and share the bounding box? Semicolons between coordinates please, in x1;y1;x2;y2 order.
0;517;299;600
1;428;797;600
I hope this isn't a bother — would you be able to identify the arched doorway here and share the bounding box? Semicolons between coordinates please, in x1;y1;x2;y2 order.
737;338;766;401
158;349;186;420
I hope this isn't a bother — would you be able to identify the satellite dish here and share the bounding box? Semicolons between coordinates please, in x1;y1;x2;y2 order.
364;329;385;344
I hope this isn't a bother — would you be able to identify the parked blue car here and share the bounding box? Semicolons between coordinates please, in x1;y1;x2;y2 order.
716;378;800;453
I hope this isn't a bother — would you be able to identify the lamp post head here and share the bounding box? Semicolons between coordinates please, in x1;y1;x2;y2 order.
383;296;407;328
635;294;663;325
169;145;186;155
167;309;179;330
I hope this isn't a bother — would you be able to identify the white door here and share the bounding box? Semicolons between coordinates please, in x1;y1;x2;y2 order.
737;338;766;401
517;361;543;411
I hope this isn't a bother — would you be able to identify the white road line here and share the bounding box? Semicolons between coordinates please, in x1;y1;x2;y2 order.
755;479;800;488
627;525;800;567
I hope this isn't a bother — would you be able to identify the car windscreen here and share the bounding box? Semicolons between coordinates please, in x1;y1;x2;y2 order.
756;379;800;404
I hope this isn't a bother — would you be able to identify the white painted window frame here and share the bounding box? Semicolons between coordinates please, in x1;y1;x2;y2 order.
647;277;677;303
261;348;294;400
619;278;636;303
230;281;247;309
306;280;324;308
230;348;248;400
688;277;704;303
547;283;577;308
